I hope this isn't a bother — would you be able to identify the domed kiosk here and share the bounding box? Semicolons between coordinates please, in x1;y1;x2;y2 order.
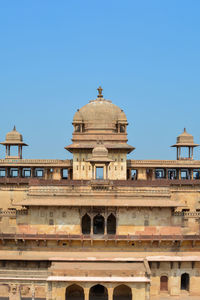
0;126;28;159
66;87;134;180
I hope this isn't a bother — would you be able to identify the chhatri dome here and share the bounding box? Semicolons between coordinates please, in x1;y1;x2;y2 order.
1;126;27;146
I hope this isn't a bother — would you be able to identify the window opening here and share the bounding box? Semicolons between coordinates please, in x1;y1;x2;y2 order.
62;169;68;179
0;169;6;177
96;167;104;180
181;273;190;291
107;214;116;234
160;276;168;291
82;214;91;234
89;285;108;300
93;215;105;235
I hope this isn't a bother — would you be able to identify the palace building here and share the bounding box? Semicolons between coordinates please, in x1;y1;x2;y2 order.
0;87;200;300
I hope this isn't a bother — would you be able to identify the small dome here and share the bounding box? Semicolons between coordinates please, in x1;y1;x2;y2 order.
1;126;28;146
73;109;83;122
6;126;23;143
86;142;114;162
92;143;108;158
171;128;199;147
177;128;195;145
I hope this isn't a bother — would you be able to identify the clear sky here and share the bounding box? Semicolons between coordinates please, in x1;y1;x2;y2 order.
0;1;200;160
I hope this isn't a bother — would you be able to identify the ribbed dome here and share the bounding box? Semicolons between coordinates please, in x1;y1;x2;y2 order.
6;126;23;143
171;128;199;147
0;126;28;146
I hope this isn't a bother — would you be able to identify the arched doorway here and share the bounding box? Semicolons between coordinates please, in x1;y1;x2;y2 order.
160;276;168;292
113;284;132;300
93;215;105;234
82;213;91;234
89;284;108;300
65;284;84;300
107;213;116;234
181;273;190;291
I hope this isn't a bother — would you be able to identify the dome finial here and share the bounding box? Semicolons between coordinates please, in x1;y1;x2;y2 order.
97;86;103;99
184;127;186;132
13;125;16;131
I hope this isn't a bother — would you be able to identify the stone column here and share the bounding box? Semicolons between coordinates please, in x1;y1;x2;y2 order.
31;167;35;178
91;216;94;235
84;287;90;300
31;283;35;300
108;287;113;300
46;282;52;300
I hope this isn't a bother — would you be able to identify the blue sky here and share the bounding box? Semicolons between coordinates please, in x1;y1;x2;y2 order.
0;1;200;160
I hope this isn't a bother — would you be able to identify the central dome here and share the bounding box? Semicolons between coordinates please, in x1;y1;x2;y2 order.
73;99;127;126
66;87;134;155
73;87;127;132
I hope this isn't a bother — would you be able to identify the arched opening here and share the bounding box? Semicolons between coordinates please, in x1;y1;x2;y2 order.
93;215;105;234
107;213;116;234
65;284;84;300
89;284;108;300
113;284;132;300
181;273;190;291
82;213;91;234
160;276;168;292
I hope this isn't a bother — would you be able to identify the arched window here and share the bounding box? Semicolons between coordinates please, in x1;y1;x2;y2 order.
113;284;132;300
181;273;190;291
81;214;91;234
65;284;84;300
160;276;168;292
107;213;116;234
89;284;108;300
93;215;105;235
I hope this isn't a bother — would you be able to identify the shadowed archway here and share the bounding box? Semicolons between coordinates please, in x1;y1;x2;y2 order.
107;213;116;234
65;284;84;300
89;284;108;300
113;284;132;300
93;215;105;234
160;276;168;292
82;213;91;234
181;273;190;291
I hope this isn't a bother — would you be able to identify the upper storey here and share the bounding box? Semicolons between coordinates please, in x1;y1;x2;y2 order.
66;87;134;154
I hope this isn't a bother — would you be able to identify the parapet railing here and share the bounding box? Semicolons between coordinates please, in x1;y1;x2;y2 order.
0;210;27;217
0;233;200;241
173;211;200;217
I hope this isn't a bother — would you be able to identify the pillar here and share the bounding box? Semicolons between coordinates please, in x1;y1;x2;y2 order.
31;284;35;300
46;282;52;300
31;168;35;178
84;287;89;300
108;287;113;300
18;145;20;158
91;216;94;235
105;215;107;235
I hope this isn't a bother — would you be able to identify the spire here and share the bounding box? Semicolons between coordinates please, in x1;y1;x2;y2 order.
97;86;103;99
13;125;16;131
184;128;186;133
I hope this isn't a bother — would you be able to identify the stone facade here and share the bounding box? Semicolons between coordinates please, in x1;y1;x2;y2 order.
0;88;200;299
